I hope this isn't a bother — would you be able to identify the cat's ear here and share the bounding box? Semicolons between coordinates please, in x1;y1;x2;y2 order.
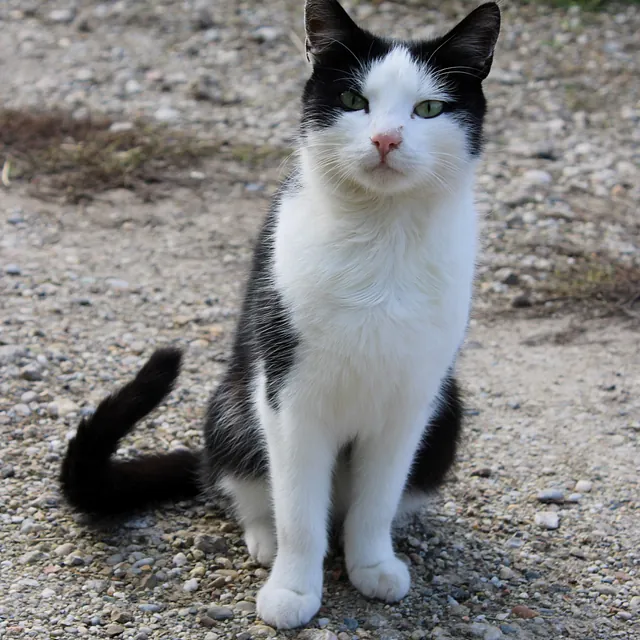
304;0;359;64
437;2;501;80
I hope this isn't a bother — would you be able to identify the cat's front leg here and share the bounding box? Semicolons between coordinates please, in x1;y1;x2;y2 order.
256;410;334;629
343;416;427;602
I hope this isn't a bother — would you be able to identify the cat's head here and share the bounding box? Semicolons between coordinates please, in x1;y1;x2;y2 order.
300;0;500;196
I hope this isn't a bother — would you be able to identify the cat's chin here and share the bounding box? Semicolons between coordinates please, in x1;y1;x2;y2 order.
369;163;401;176
351;165;417;196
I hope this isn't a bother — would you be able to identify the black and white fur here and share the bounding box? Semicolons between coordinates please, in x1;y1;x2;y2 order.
61;0;500;629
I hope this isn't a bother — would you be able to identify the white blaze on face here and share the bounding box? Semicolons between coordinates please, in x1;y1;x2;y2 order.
304;45;473;197
362;47;450;139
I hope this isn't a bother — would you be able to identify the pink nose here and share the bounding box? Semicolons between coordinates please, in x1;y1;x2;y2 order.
371;131;402;160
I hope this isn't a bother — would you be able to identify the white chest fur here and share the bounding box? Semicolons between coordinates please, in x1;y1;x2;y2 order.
271;178;477;437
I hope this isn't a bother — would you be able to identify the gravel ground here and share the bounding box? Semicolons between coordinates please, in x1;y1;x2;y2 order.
1;1;639;639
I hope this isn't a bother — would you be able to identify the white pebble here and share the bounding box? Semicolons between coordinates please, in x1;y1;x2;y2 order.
52;398;79;417
13;403;31;416
575;480;593;493
173;552;188;567
55;543;75;556
108;123;134;134
21;391;37;403
522;169;552;185
154;106;180;122
183;578;199;592
535;511;559;530
125;79;142;94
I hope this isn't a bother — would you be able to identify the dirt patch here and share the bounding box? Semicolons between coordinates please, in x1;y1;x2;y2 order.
500;255;640;321
0;108;289;203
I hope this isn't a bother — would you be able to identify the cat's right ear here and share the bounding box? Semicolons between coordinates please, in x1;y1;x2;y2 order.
304;0;359;64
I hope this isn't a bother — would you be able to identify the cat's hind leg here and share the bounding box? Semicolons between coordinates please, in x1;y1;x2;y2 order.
404;373;462;496
219;475;276;567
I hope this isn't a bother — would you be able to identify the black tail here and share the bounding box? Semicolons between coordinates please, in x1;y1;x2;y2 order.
60;348;201;517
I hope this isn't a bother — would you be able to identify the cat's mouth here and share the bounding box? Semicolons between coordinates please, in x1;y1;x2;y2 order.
368;161;402;175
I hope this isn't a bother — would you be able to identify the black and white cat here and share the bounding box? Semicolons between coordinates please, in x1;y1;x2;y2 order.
61;0;500;629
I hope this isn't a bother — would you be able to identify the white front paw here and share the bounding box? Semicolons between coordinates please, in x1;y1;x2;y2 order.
349;556;410;602
244;522;276;567
257;580;321;629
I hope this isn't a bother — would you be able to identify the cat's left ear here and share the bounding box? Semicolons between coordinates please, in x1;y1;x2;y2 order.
437;2;501;80
304;0;359;64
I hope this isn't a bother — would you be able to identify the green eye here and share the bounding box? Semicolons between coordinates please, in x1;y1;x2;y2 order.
414;100;445;119
339;90;368;111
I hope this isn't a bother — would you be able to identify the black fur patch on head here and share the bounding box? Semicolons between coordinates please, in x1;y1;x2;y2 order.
301;29;393;131
301;0;500;156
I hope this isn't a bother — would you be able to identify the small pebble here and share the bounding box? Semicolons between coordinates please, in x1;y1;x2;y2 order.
296;631;338;640
199;615;216;628
5;264;22;275
173;552;188;566
65;552;85;566
49;8;76;24
234;600;256;614
248;625;277;638
534;511;559;530
194;534;228;555
499;566;515;580
154;106;180;122
594;583;617;595
511;293;532;308
575;480;593;493
499;625;520;635
206;606;233;621
13;403;31;417
364;614;387;629
52;398;79;417
54;543;75;557
512;605;538;619
106;278;130;289
252;26;281;43
133;557;155;568
183;578;199;592
20;366;42;381
537;488;565;504
522;169;552;185
343;617;358;631
469;622;488;638
484;627;503;640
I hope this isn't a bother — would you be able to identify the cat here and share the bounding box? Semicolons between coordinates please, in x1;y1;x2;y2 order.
60;0;500;629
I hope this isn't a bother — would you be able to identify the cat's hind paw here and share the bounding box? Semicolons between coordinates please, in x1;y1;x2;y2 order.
256;582;321;629
244;522;276;567
348;556;410;602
